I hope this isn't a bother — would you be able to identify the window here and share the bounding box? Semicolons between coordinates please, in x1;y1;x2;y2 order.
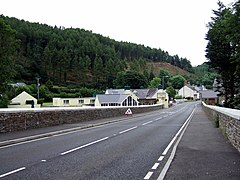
90;99;95;104
63;100;69;105
79;100;84;104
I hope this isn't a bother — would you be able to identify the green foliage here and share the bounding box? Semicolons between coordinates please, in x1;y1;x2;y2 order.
0;18;18;93
0;94;9;108
149;77;161;88
114;71;148;89
166;86;176;99
206;1;240;107
0;15;193;90
170;75;186;89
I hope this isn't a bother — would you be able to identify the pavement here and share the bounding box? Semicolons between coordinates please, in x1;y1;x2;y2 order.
1;104;240;179
164;105;240;180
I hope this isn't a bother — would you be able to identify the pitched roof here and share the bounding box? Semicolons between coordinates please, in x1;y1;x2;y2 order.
200;90;220;98
105;89;125;94
96;94;129;103
133;88;158;99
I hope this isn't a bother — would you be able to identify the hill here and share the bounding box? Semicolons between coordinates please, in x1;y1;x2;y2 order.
1;15;193;89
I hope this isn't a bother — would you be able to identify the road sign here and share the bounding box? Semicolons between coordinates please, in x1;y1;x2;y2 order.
125;108;132;115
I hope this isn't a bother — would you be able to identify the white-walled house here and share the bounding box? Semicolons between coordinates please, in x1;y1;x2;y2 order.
53;97;96;107
8;91;41;108
178;85;200;100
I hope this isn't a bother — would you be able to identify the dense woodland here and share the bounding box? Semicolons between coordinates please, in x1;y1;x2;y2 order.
0;15;193;89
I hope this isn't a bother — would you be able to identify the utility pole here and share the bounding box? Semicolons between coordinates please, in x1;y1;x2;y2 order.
36;77;41;99
162;76;169;90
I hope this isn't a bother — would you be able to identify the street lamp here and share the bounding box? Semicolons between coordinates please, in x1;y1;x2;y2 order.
162;76;169;90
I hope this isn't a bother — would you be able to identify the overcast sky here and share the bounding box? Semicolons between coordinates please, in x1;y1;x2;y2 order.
0;0;234;66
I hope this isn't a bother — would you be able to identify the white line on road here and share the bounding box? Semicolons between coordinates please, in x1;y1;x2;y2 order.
151;163;160;170
155;117;162;121
0;167;26;178
119;126;138;134
61;137;109;155
144;171;153;179
158;156;164;161
142;121;153;126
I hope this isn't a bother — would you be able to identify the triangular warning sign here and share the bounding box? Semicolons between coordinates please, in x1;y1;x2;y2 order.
125;108;132;115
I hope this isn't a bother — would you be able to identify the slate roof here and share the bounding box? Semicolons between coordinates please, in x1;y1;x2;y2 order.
133;88;158;99
200;90;220;98
96;94;128;103
105;89;125;94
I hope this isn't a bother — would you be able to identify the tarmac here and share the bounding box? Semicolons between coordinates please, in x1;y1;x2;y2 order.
0;104;240;179
164;105;240;180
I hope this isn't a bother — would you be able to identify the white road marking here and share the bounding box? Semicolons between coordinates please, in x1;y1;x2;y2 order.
119;126;138;134
0;136;51;149
142;121;153;126
151;163;160;170
61;137;109;155
155;117;162;120
41;160;47;162
0;167;26;178
157;107;196;180
144;171;153;179
158;156;164;161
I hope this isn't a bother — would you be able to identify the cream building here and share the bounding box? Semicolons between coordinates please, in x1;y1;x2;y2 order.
8;91;41;108
53;97;96;107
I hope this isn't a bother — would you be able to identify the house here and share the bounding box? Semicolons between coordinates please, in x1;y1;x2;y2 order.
8;91;41;108
154;89;169;108
132;88;158;105
178;85;200;100
200;90;220;105
95;94;139;107
53;97;96;107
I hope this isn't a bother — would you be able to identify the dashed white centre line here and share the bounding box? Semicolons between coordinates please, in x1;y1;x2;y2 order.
151;163;160;170
144;171;153;179
0;167;26;178
158;156;164;161
155;117;162;121
119;126;138;134
142;121;153;126
61;137;109;155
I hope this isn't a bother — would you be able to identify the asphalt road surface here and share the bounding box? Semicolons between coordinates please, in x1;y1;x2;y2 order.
0;102;198;180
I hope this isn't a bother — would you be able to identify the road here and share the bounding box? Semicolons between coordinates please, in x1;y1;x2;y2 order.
0;102;198;180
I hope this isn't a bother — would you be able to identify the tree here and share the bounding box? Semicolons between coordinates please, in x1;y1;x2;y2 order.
149;77;161;88
114;71;148;89
205;1;240;107
170;75;186;89
166;86;176;100
0;18;18;93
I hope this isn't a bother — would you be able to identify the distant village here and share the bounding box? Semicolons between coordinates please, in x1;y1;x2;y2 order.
8;80;222;109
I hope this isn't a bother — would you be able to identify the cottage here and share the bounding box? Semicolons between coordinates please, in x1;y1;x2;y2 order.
178;85;200;100
200;90;220;105
132;88;158;105
8;91;40;108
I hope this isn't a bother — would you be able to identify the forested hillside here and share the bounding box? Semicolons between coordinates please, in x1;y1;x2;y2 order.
1;15;193;89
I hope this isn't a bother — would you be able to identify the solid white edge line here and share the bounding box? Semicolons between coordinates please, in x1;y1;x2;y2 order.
162;108;195;156
157;107;196;180
144;171;153;179
119;126;138;134
0;167;26;178
142;121;153;126
0;136;51;149
61;137;109;155
151;163;160;170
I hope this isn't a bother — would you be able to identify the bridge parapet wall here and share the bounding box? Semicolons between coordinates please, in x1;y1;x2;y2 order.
202;102;240;152
0;104;163;133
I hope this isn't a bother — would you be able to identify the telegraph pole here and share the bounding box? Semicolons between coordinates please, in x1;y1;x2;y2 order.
36;77;41;99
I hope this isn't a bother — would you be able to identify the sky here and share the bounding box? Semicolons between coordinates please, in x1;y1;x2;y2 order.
0;0;234;66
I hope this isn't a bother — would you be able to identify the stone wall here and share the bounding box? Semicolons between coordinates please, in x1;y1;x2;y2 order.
0;104;163;133
202;104;240;153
